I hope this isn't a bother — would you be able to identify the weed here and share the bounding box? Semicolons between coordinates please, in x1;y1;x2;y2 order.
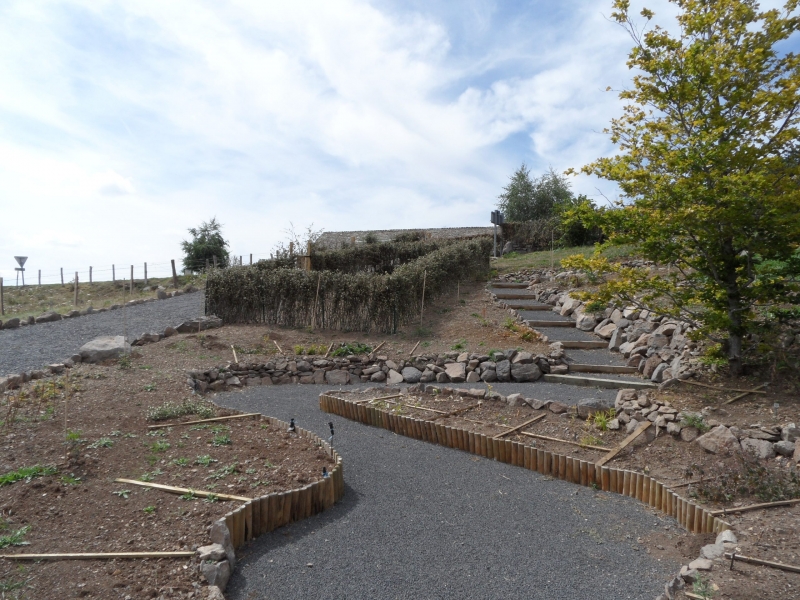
143;506;156;514
206;463;239;481
589;409;616;432
139;365;153;370
331;342;372;357
212;434;232;447
170;341;189;353
146;454;158;467
60;473;81;486
210;425;230;434
681;412;711;433
173;457;190;467
450;339;467;351
692;574;715;599
118;355;132;369
580;434;605;447
0;465;57;487
421;341;431;348
698;453;800;503
150;440;171;453
112;489;131;499
195;455;217;467
143;384;157;392
204;494;219;503
0;526;30;549
264;460;275;469
503;317;520;332
31;379;63;401
146;400;215;422
180;491;197;501
88;437;114;449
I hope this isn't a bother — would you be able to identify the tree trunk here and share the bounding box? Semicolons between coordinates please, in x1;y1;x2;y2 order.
723;239;745;377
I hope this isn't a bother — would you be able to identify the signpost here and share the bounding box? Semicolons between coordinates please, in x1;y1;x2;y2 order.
490;211;504;257
14;256;27;287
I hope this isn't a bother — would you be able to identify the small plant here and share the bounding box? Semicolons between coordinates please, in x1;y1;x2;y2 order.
681;412;711;433
143;384;157;392
180;490;197;501
589;409;615;432
88;437;114;449
195;455;217;466
65;430;82;443
698;343;729;367
150;440;171;453
60;473;81;486
0;526;31;549
580;434;604;447
143;506;156;514
118;354;132;369
212;433;232;446
331;342;372;357
173;457;190;467
692;574;715;599
170;341;189;353
450;339;467;351
503;317;520;332
146;400;215;422
0;465;57;488
204;493;219;503
112;489;131;499
206;463;239;481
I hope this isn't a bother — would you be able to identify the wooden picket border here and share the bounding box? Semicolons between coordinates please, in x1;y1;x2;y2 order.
319;393;729;535
219;415;345;551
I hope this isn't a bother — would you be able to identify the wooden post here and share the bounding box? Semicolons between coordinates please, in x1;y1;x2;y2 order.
249;254;252;265
89;267;92;285
144;263;148;285
0;277;3;315
351;236;356;246
61;267;64;287
289;242;294;255
420;270;426;324
171;259;178;288
73;272;79;306
213;255;218;268
130;265;134;295
38;270;41;286
112;264;115;285
240;255;243;266
205;258;210;271
312;273;321;330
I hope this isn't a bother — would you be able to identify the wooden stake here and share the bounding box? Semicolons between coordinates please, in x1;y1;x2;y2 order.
353;393;402;404
114;478;251;502
273;340;284;355
0;277;3;315
724;382;770;405
723;552;800;574
312;273;321;330
0;551;197;561
420;270;426;324
250;253;252;265
493;414;546;439
61;267;65;287
709;498;800;516
679;380;767;394
89;266;92;285
409;341;420;356
130;265;134;295
670;478;704;489
231;345;239;363
73;272;79;306
595;421;652;467
171;259;179;288
516;431;608;452
372;341;386;354
112;264;115;285
148;412;261;429
324;342;334;358
144;262;147;286
38;269;41;286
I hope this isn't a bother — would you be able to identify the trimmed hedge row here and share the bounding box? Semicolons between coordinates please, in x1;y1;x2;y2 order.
206;237;492;332
308;239;448;274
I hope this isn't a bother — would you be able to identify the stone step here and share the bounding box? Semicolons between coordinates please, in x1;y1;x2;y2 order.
489;282;529;289
505;304;551;311
554;341;608;349
494;292;537;300
542;373;655;390
568;364;639;375
526;320;574;328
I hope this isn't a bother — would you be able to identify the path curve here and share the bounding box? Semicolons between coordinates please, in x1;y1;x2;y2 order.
215;384;678;600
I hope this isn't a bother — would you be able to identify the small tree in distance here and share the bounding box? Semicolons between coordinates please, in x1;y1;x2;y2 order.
181;217;230;272
497;165;574;222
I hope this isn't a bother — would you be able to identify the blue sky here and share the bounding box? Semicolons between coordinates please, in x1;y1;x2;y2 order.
0;0;789;283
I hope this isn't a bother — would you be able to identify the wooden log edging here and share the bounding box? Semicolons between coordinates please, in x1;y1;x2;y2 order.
320;394;729;535
219;415;345;551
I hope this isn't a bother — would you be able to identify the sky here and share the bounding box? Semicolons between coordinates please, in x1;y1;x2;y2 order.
0;0;788;283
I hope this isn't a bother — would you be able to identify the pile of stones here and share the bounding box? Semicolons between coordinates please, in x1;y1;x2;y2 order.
0;285;199;330
187;348;563;393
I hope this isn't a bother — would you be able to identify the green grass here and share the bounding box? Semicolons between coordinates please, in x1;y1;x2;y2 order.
0;526;30;549
492;244;637;274
0;465;57;487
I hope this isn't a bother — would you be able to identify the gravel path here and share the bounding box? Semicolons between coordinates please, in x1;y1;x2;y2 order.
215;385;678;600
0;293;205;375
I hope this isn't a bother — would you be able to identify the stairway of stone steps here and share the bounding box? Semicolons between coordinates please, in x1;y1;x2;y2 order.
488;281;655;391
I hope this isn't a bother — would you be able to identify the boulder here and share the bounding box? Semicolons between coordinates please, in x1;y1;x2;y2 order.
325;370;350;386
197;544;227;562
741;438;776;459
2;317;20;329
511;351;533;364
495;360;511;382
209;519;236;566
401;367;422;383
480;369;497;382
175;316;223;333
386;369;404;385
444;363;466;383
782;423;799;443
157;289;168;300
696;425;741;455
370;370;386;382
465;371;481;383
575;313;597;331
650;363;670;383
163;326;178;337
576;397;614;419
510;362;541;382
642;355;663;378
200;560;231;591
506;393;523;407
79;336;131;363
559;296;581;316
774;440;796;457
549;402;569;414
35;311;62;323
596;323;618;339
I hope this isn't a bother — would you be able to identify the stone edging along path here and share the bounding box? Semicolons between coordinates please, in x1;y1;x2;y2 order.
319;392;731;537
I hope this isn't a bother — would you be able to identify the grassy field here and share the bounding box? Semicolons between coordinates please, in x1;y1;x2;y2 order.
0;275;204;321
491;244;636;274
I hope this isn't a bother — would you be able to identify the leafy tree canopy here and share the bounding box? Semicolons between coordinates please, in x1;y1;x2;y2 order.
497;165;576;221
181;217;230;272
564;0;800;375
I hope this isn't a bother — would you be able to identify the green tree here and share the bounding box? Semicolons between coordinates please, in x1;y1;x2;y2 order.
497;165;574;221
565;0;800;375
181;218;230;272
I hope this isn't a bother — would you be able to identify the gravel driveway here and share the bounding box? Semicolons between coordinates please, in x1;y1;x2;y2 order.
215;385;678;600
0;293;205;375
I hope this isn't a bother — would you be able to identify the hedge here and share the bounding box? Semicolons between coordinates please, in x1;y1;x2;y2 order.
206;237;492;332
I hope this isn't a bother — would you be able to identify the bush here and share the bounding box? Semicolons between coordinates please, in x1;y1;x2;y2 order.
146;400;215;422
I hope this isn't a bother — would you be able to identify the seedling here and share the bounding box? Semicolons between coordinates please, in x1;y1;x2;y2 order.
0;465;57;487
0;526;31;549
112;489;131;499
143;506;156;514
150;440;170;453
211;434;231;447
179;491;197;501
88;437;114;449
195;455;217;467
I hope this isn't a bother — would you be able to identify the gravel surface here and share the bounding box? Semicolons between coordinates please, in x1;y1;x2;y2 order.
215;384;678;600
0;293;205;375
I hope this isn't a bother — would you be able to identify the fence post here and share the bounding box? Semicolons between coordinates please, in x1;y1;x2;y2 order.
89;266;92;285
240;255;242;266
0;277;4;315
38;270;41;286
74;272;79;306
112;264;115;285
171;260;179;288
420;270;427;324
249;253;252;265
130;265;134;295
61;268;64;287
144;262;148;286
213;256;218;268
206;258;209;272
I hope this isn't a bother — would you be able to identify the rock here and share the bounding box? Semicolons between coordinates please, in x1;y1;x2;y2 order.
642;355;664;378
401;367;422;383
679;426;699;442
575;313;597;331
664;576;684;598
696;425;741;455
596;323;618;339
2;317;20;329
502;241;513;255
66;309;80;318
679;566;700;584
35;311;62;323
506;393;523;407
511;351;533;364
626;418;640;434
163;326;178;337
774;440;796;456
326;370;350;385
608;328;624;351
651;363;670;383
225;376;241;387
667;422;683;436
549;402;569;414
444;363;466;383
510;362;541;382
176;316;223;333
205;586;226;600
608;419;620;430
688;558;713;571
157;289;168;300
700;543;725;560
782;423;799;443
741;437;776;459
559;296;581;316
200;560;231;590
386;369;404;385
209;519;236;567
197;544;227;562
465;371;481;383
480;369;497;382
495;360;511;382
370;370;386;382
615;389;638;406
649;333;670;349
435;372;449;383
576;397;614;419
745;429;779;441
79;336;131;363
716;530;737;546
